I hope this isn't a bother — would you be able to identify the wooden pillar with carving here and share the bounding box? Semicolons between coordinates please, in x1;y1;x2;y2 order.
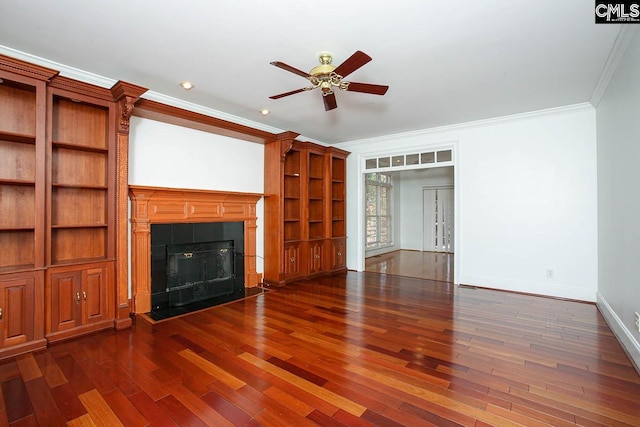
110;82;147;328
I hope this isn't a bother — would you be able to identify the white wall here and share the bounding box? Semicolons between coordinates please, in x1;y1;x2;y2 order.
128;116;265;278
595;29;640;370
338;105;598;302
399;167;454;251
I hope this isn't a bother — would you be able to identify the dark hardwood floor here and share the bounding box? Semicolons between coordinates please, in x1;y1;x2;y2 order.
1;272;639;426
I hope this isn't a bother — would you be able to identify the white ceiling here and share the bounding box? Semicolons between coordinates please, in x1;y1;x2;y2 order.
0;0;621;144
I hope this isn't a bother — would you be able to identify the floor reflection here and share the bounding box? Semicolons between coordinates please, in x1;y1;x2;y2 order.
365;250;453;282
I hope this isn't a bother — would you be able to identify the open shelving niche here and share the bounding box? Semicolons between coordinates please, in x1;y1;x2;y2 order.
49;95;111;265
0;76;39;273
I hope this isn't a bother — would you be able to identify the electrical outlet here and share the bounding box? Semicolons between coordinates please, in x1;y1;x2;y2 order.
635;312;640;333
546;268;554;279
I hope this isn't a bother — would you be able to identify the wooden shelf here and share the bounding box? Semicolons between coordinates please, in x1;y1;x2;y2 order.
0;179;35;186
0;229;35;269
51;227;107;263
0;80;36;138
52;141;108;153
0;264;36;275
0;226;34;231
0;131;36;144
51;97;108;150
49;257;110;267
51;224;108;229
52;183;108;190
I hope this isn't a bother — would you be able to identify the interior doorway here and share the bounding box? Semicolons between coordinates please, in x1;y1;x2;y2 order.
364;167;455;282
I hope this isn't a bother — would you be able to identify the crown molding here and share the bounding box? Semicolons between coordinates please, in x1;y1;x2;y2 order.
0;44;116;88
590;26;640;108
0;45;312;142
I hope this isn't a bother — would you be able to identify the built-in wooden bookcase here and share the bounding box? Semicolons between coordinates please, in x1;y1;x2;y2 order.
49;94;111;265
0;79;39;273
0;61;53;359
45;85;116;343
283;147;302;243
264;136;349;286
330;154;346;238
307;149;325;240
326;150;348;272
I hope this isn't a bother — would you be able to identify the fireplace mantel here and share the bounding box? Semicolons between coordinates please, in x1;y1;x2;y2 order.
129;186;262;314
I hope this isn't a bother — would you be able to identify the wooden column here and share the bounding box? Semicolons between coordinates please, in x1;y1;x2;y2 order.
110;82;147;328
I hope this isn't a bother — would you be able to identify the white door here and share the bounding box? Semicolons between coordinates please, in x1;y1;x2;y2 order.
423;187;454;252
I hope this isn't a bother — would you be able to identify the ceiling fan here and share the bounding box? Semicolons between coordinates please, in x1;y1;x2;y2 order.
269;50;389;111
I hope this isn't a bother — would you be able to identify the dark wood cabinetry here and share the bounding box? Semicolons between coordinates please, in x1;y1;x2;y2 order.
264;133;349;286
0;54;130;358
0;272;45;359
47;263;112;342
44;85;116;342
0;62;53;359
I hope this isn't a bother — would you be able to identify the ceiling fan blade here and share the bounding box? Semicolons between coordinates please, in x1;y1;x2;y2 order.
269;88;308;99
333;50;372;78
270;61;311;78
323;92;337;111
345;82;389;95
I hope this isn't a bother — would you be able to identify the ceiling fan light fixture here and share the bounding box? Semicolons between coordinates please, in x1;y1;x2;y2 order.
309;52;336;76
269;50;389;111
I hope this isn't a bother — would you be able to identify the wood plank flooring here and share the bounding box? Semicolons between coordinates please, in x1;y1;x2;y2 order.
1;271;639;426
365;250;453;282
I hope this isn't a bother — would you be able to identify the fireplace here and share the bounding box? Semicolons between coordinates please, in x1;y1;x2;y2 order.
151;222;244;310
166;241;234;305
129;186;262;314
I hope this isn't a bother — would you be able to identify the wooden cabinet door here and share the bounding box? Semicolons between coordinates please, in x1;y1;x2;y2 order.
283;244;302;279
51;270;82;332
82;267;108;325
49;270;82;333
0;276;35;348
329;239;347;271
308;241;324;275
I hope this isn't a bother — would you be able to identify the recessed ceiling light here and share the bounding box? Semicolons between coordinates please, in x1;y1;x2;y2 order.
260;109;270;115
180;81;194;90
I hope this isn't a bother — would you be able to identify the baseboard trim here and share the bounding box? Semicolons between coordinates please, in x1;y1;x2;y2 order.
597;292;640;374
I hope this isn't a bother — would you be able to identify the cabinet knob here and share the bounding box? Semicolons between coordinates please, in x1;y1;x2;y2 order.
315;255;320;259
0;307;3;320
290;257;296;263
76;292;81;302
83;291;87;301
337;252;342;257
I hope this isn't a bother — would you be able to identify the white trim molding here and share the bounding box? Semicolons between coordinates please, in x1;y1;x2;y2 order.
591;26;640;107
597;292;640;374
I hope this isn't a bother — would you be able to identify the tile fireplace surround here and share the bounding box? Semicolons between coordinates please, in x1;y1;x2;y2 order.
129;186;262;314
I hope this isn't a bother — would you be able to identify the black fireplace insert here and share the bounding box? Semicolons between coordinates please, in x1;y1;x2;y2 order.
166;240;235;306
150;222;245;312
